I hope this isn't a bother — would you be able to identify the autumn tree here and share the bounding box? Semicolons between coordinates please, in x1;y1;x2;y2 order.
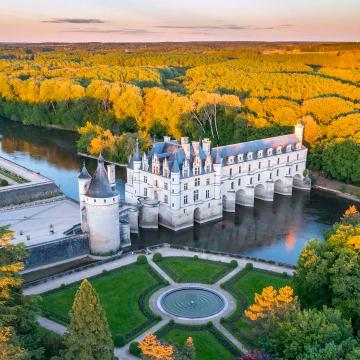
61;279;115;360
0;226;43;359
139;334;174;360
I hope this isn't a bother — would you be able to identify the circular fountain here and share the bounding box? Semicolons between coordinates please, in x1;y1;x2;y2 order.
158;287;226;319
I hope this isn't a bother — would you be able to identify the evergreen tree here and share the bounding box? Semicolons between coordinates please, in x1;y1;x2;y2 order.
62;279;115;360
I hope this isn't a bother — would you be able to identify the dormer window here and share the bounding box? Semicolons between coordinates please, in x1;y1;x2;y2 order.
237;154;244;162
276;146;282;155
206;164;211;173
152;165;160;174
247;152;253;161
296;142;302;150
227;156;234;165
267;148;273;156
286;144;292;152
257;150;263;158
193;156;201;176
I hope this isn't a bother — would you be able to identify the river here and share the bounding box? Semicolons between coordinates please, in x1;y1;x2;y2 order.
0;118;353;265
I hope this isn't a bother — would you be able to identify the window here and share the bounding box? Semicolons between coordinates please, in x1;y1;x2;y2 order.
206;164;211;173
258;174;260;181
193;190;199;202
194;167;200;176
144;176;147;183
238;178;241;186
258;162;261;169
287;155;290;163
268;160;271;168
184;183;188;190
250;177;253;185
195;177;200;187
144;188;147;196
164;195;168;204
288;167;291;175
184;195;188;204
164;182;168;190
239;166;242;173
296;165;299;171
297;153;299;160
248;164;251;172
206;190;210;199
183;169;189;177
206;178;210;185
231;181;234;189
230;168;233;176
276;169;279;176
155;180;158;187
270;172;272;180
277;158;280;165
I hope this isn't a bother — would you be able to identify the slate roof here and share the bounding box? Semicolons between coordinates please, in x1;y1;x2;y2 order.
85;155;116;198
78;162;91;179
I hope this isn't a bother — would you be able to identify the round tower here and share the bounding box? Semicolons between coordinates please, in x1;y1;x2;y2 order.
84;154;120;255
78;162;91;232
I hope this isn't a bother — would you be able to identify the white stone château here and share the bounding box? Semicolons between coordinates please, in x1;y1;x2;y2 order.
78;154;122;254
125;123;310;231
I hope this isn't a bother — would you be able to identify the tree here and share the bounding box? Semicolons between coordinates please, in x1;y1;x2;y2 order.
0;226;43;359
139;334;174;360
244;286;297;321
293;222;360;332
62;279;115;360
259;307;359;360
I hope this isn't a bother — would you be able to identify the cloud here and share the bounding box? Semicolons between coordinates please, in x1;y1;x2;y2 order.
154;24;295;31
63;28;152;34
42;18;106;24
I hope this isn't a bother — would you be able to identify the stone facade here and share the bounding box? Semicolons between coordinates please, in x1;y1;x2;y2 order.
125;124;310;231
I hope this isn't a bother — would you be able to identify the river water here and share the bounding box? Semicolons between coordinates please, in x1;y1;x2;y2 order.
0;118;354;265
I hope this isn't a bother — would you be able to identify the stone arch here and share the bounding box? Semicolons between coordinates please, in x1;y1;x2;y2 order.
194;207;201;223
235;189;246;205
293;173;303;188
274;179;284;193
254;183;266;199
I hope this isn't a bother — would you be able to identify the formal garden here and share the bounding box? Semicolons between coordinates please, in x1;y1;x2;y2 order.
38;253;294;358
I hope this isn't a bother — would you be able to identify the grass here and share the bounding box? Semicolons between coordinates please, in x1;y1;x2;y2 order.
156;323;242;360
0;167;28;183
156;256;234;284
40;263;167;342
221;268;292;348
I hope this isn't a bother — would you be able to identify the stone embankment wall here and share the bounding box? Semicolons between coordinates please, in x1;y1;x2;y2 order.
25;234;89;270
0;182;62;207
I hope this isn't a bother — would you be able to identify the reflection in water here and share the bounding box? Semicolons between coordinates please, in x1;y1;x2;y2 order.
0;117;354;265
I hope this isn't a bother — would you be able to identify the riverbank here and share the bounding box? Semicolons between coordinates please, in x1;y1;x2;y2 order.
311;171;360;203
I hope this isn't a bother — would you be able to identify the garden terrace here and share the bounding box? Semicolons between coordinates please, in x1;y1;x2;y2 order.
40;263;168;343
155;256;234;284
221;267;292;347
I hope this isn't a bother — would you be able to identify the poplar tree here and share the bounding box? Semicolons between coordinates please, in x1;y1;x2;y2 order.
63;279;115;360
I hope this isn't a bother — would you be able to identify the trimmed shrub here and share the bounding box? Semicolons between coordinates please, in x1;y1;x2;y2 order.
102;269;108;274
206;321;213;328
193;255;199;260
153;252;163;262
60;283;66;289
0;179;9;187
245;262;253;270
129;341;141;356
229;260;238;268
114;335;125;347
282;271;288;277
168;319;175;326
137;255;148;264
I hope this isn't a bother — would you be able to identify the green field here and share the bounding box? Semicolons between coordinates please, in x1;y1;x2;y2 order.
156;256;234;284
156;323;242;360
221;268;292;347
40;263;167;342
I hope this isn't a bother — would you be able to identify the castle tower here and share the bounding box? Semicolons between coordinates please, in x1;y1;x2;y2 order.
294;122;304;143
78;162;91;232
213;149;222;201
83;154;120;255
170;157;181;210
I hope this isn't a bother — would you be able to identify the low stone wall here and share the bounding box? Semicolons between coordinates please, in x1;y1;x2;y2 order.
0;182;62;207
25;234;90;270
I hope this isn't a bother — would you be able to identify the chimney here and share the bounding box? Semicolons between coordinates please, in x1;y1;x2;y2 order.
202;138;211;155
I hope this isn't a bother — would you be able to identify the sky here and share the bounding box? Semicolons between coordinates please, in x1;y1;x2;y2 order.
0;0;359;43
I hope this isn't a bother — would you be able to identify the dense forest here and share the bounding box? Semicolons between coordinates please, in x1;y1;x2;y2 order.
0;42;359;183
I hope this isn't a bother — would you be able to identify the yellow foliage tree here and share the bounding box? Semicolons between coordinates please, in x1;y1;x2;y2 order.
139;334;174;360
343;205;358;218
244;286;297;321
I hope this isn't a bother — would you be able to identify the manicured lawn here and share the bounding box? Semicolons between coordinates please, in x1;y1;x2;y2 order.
156;256;234;284
40;263;167;342
221;268;292;347
156;323;242;360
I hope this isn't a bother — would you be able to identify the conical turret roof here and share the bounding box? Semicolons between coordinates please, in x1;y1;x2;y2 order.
78;162;91;179
171;157;180;173
85;154;116;198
